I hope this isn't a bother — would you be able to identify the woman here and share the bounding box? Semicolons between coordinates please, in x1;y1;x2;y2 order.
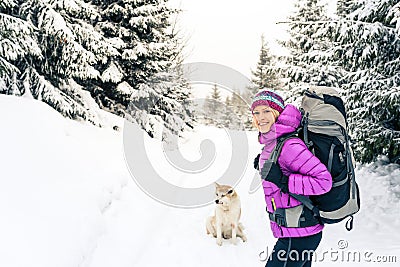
251;90;332;267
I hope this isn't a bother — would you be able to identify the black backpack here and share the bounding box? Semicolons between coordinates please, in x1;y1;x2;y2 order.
267;86;360;231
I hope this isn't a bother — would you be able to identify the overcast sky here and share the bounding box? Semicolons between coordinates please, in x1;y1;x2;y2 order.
169;0;294;78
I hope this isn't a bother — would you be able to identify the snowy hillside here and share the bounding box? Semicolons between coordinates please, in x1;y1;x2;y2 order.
0;95;399;267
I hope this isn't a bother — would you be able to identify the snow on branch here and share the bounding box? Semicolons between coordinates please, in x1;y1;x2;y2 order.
276;19;397;32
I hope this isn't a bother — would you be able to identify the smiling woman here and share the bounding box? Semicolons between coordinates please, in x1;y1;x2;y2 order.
250;89;333;267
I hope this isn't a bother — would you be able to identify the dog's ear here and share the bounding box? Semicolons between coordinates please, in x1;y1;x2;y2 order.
214;182;220;188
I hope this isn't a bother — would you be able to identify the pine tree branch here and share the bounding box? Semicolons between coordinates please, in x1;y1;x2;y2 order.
276;19;397;31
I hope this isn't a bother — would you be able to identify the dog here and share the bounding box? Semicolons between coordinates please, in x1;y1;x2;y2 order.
206;183;247;246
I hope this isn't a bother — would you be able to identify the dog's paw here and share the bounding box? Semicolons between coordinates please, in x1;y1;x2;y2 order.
241;236;247;242
231;238;238;245
216;238;223;246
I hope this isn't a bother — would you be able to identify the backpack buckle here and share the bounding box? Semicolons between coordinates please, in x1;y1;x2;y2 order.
268;209;287;227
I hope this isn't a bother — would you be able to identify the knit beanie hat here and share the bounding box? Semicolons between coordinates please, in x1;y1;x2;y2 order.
251;90;285;113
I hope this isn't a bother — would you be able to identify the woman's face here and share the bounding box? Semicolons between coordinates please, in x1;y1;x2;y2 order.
253;105;277;133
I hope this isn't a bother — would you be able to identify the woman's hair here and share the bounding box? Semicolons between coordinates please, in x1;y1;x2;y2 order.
252;107;280;131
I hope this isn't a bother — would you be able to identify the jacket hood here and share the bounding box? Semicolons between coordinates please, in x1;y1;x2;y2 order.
259;104;302;145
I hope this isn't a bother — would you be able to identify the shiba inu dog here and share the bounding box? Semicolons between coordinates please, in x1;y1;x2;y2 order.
206;183;247;246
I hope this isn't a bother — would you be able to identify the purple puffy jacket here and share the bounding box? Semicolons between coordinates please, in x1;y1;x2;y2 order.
258;104;332;238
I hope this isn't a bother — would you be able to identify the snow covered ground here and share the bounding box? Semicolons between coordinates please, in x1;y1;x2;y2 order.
0;95;399;267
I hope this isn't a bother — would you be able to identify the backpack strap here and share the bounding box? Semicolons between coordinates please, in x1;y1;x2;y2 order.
269;132;300;163
288;193;321;218
261;134;298;181
267;205;319;228
265;131;322;220
343;128;357;198
328;143;336;172
345;216;354;231
302;112;311;148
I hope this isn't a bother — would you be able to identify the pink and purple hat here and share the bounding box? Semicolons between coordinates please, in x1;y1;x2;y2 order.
251;90;285;113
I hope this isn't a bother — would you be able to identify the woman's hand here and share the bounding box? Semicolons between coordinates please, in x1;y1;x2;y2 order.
262;162;289;193
253;154;260;170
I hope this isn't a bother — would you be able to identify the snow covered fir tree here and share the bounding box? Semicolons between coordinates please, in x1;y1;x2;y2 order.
19;0;110;124
201;84;223;127
249;35;281;94
328;0;400;164
0;1;41;96
197;84;250;130
274;0;400;164
0;0;193;139
278;0;340;104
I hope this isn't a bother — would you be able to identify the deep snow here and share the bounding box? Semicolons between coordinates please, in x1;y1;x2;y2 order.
0;95;399;267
